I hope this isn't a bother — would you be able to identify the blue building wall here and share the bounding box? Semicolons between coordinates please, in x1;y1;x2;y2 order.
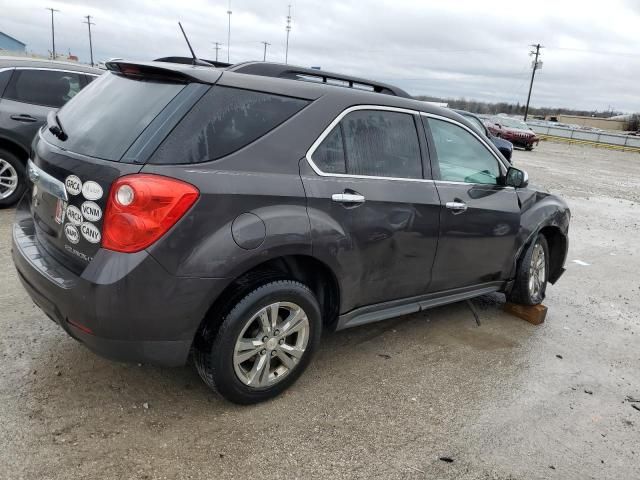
0;32;26;53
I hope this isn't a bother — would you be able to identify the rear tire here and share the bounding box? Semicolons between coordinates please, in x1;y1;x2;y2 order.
0;149;26;207
508;235;549;305
525;146;534;151
194;280;322;404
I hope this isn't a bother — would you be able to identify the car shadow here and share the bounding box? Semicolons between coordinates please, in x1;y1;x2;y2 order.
25;292;532;415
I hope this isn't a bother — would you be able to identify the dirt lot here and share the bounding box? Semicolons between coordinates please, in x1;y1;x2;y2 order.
1;141;639;480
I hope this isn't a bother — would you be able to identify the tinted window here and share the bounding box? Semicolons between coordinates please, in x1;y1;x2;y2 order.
4;69;83;107
43;72;185;161
0;69;12;97
152;86;309;164
313;125;346;173
339;110;422;179
429;118;501;184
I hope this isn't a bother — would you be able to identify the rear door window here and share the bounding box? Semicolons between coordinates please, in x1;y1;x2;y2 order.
42;72;186;161
151;86;309;164
311;109;423;179
4;69;84;107
312;125;346;174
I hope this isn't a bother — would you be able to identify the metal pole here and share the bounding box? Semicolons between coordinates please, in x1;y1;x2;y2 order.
46;8;59;59
261;41;270;61
227;1;232;63
213;42;221;62
285;4;291;64
83;15;95;67
524;43;542;122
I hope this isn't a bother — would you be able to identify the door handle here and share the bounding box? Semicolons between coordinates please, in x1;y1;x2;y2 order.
10;114;38;123
445;201;467;213
332;193;365;204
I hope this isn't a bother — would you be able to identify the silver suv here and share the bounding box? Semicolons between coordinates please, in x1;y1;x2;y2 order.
0;57;101;206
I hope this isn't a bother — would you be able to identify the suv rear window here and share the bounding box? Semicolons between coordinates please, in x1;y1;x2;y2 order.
150;86;309;164
42;72;185;161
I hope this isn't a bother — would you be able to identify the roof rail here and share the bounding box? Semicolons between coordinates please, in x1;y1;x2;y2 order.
227;62;411;98
154;56;232;68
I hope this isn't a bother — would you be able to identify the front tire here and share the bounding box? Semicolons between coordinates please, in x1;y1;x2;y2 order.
0;149;26;207
194;280;322;404
508;235;549;305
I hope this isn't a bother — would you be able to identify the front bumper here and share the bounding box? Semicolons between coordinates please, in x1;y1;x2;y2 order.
12;207;228;367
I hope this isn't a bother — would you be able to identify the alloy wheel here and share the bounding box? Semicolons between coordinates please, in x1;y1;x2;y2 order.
529;242;546;299
0;158;18;200
233;301;310;388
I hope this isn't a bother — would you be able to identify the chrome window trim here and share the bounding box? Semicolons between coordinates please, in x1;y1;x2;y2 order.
305;104;434;183
420;112;510;174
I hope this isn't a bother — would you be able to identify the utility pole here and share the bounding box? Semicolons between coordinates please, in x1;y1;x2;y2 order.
213;42;222;62
285;4;292;64
82;15;95;67
261;41;270;61
524;43;543;122
227;0;232;63
46;7;60;60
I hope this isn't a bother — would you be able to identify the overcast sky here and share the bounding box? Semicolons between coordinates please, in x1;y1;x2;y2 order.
2;0;639;112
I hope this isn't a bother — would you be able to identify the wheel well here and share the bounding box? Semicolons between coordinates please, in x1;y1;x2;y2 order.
539;226;567;284
193;255;340;348
0;138;29;164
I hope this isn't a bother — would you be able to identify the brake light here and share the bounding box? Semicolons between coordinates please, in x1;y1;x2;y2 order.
102;174;199;253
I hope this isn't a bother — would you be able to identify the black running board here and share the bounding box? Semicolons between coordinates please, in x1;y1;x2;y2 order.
335;282;506;331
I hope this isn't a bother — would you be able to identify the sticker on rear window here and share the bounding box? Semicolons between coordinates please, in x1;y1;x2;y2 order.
65;175;82;196
82;181;103;201
66;205;83;226
81;222;101;244
81;201;102;222
64;223;80;244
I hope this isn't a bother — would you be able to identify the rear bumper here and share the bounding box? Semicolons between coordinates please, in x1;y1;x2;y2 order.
12;208;228;367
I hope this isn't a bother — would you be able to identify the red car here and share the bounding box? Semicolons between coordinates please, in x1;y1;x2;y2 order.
486;116;539;150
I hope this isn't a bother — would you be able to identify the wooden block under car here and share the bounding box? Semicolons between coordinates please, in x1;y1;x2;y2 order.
504;303;548;325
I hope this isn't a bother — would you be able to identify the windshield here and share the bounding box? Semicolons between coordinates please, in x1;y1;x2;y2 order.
494;116;531;130
42;72;185;161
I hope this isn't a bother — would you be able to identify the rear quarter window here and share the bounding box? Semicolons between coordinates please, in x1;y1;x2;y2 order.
150;86;309;164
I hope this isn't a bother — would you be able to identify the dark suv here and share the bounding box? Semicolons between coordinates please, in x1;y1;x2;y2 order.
0;57;101;206
12;61;570;404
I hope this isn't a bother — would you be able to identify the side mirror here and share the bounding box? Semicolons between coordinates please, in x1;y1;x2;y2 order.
506;167;528;188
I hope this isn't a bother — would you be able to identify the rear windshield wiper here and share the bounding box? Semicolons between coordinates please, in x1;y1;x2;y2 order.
47;110;68;141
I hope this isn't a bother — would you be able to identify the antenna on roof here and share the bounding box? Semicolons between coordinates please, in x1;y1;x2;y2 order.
178;22;210;66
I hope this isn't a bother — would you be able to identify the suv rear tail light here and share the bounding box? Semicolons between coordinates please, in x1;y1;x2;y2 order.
102;174;199;253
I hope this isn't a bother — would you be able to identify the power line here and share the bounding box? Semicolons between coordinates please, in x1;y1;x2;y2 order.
45;7;59;60
524;43;543;121
261;41;270;61
82;15;95;67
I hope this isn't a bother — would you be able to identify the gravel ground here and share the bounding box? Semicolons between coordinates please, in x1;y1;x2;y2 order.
1;140;639;480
